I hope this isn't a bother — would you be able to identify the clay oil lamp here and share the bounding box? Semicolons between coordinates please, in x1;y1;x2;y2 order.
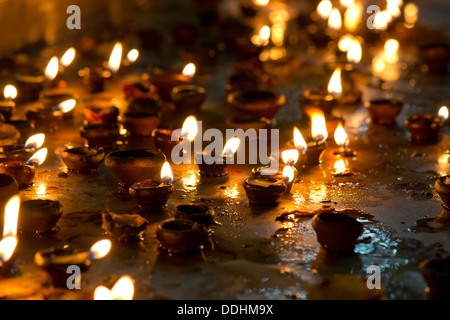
39;88;77;114
170;85;206;116
0;195;20;277
173;204;215;227
18;200;63;235
156;219;210;253
365;99;403;126
419;257;450;299
405;106;448;144
102;210;149;243
332;158;355;178
0;148;47;189
333;122;356;157
312;212;363;254
195;137;240;177
252;162;297;194
418;42;450;74
300;89;337;116
152;115;198;159
304;109;328;167
122;109;162;137
0;85;17;121
149;63;196;101
34;239;111;287
122;81;157;101
83;98;120;125
61;146;105;173
0;133;45;163
26;98;77;132
129;162;174;212
14;69;45;104
104;148;166;187
227;89;286;119
243;176;287;206
80;123;121;149
94;275;135;300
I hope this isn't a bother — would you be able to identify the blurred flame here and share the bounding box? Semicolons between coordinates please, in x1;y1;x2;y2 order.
161;162;174;184
111;276;135;300
4;85;17;100
293;126;307;152
404;2;418;28
347;39;362;64
328;67;342;98
438;106;449;121
282;149;299;167
387;0;402;18
334;159;347;173
3;195;20;238
55;99;77;113
107;42;123;74
222;137;240;156
317;0;332;19
252;0;269;6
334;123;349;148
0;236;18;264
344;3;363;32
309;110;328;143
182;63;196;78
45;56;59;81
24;133;45;150
338;34;354;52
384;39;399;63
26;148;48;167
340;0;354;7
373;10;392;30
89;239;112;260
251;26;271;47
127;49;139;63
282;165;295;184
60;48;76;67
94;286;113;300
328;8;342;31
181;116;198;142
271;23;285;46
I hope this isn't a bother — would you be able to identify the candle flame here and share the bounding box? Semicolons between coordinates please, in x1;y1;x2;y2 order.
4;85;17;100
181;116;198;142
89;239;112;260
317;0;332;19
334;122;349;148
55;99;77;113
282;149;299;167
222;137;240;156
127;49;139;63
94;275;135;300
347;39;362;64
334;159;347;174
293;126;308;152
24;133;45;150
182;63;196;78
328;67;342;98
282;165;295;184
252;0;269;6
338;34;354;52
60;48;76;67
107;42;123;74
45;56;59;81
161;162;174;184
26;148;48;167
0;236;18;265
438;106;449;121
3;195;20;238
309;109;328;143
328;8;342;31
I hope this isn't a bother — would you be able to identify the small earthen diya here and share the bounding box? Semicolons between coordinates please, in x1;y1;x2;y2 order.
419;257;450;299
26;99;76;132
0;86;16;121
101;210;149;243
227;89;286;119
39;90;76;111
243;176;287;206
122;111;162;137
304;139;328;167
78;67;112;94
152;128;183;158
170;85;206;115
61;146;105;173
405;114;444;144
156;219;210;253
365;99;403;126
4;120;36;145
14;71;45;103
80;123;121;149
123;82;157;100
300;89;337;115
149;65;195;101
0;174;19;214
18;200;63;234
173;204;215;226
195;152;231;177
252;164;297;193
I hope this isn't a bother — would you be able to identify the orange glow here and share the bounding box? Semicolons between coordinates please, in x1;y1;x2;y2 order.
373;10;391;30
334;159;347;174
338;34;354;52
0;236;18;264
127;49;139;63
309;110;328;143
60;48;76;67
282;149;299;167
89;239;112;260
282;165;295;183
293;126;308;152
45;56;59;81
56;99;77;113
161;162;174;184
344;3;363;32
404;2;418;28
384;39;399;63
340;0;354;7
334;123;349;149
252;0;269;6
111;276;135;300
107;42;123;74
24;133;45;150
328;67;342;98
317;0;332;19
252;26;271;47
26;148;48;167
182;63;196;78
438;106;449;121
222;137;240;156
328;8;342;31
181;116;198;142
94;286;113;300
347;39;362;64
4;85;17;100
3;195;20;238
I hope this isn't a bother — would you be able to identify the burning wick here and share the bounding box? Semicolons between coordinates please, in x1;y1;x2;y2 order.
222;137;241;157
26;148;48;167
333;123;356;157
332;159;355;178
24;133;45;150
281;149;299;167
282;165;295;184
160;162;174;186
54;99;77;113
0;195;20;268
4;85;17;101
88;239;112;260
178;115;198;141
438;106;449;122
182;63;196;79
60;48;76;68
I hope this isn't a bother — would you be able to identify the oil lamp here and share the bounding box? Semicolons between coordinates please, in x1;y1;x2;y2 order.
18;200;63;235
419;257;450;299
434;175;450;223
304;109;328;167
333;122;356;157
0;133;45;163
243;176;287;206
26;99;76;132
332;158;355;178
61;146;105;173
0;195;20;276
94;275;135;300
121;98;162;137
227;89;286;119
365;99;403;126
173;204;215;226
83;98;120;125
170;85;206;116
14;70;44;104
156;219;210;253
405;106;448;144
0;148;47;189
102;210;149;243
129;162;174;212
80;123;121;149
0;85;17;120
196;137;240;177
283;126;308;170
252;163;297;194
149;63;196;101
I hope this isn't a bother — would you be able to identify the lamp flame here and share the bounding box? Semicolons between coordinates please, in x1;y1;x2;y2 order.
373;10;391;30
182;63;196;78
328;8;342;31
334;123;349;149
0;236;18;265
26;148;48;167
161;162;174;184
3;195;20;238
4;85;17;100
344;3;363;32
60;48;76;67
127;49;139;63
347;39;362;64
384;39;399;63
309;110;328;143
282;149;299;167
94;275;135;300
89;239;112;260
107;42;123;74
334;159;347;174
404;3;418;28
328;67;342;98
24;133;45;150
338;34;354;52
45;56;59;81
317;0;332;19
55;99;77;113
293;126;308;152
282;165;295;184
438;106;449;121
222;137;240;156
181;116;198;142
94;286;113;300
252;0;269;6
